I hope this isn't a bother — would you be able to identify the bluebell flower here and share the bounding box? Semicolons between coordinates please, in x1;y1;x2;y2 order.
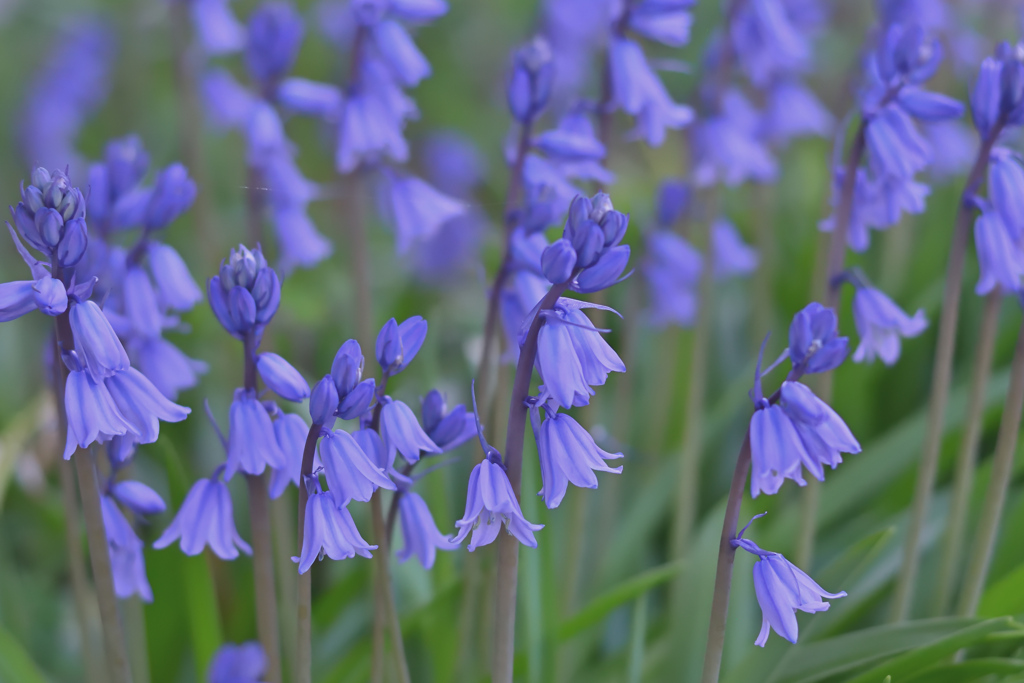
627;0;694;47
732;518;846;646
712;219;759;280
762;80;834;146
654;179;689;228
989;148;1024;241
276;77;344;118
122;268;164;339
380;398;441;465
865;104;931;180
507;36;554;124
135;337;208;401
542;238;577;285
778;381;860;481
154;469;252;559
245;2;305;89
533;109;606;163
420;389;476;452
453;455;544;551
202;68;257;130
294;476;376;573
851;285;928;365
226;389;287;478
330;340;376;419
207;641;267;683
104;367;190;444
729;0;810;87
62;352;135;459
34;278;69;316
190;0;246;56
608;37;694;146
749;400;806;497
970;44;1024;139
788;302;848;375
396;490;453;569
144;163;197;230
924;120;975;182
378;170;466;254
541;0;609;102
974;207;1024;295
0;281;41;322
335;57;416;173
208;245;281;337
146;242;203;312
374;19;432;87
101;495;153;602
319;428;396;505
256;352;310;402
375;316;428;375
309;376;340;427
531;407;622;509
270;412;312;499
693;90;777;187
111;480;167;516
643;230;703;328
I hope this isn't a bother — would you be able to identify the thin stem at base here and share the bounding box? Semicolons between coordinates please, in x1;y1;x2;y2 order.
935;290;1001;615
956;316;1024;617
247;473;282;683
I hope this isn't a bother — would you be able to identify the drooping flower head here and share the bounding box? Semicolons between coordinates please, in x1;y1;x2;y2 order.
732;514;846;646
851;282;927;364
154;466;253;560
294;474;376;573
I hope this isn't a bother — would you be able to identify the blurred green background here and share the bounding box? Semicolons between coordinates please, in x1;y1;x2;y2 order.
3;1;1024;682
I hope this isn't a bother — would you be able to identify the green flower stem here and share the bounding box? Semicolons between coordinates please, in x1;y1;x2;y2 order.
935;289;1002;614
957;316;1024;617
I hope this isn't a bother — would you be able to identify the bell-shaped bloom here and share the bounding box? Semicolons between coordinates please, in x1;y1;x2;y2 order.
123;267;164;339
256;352;310;402
896;87;965;122
749;402;807;497
226;389;287;478
320;428;395;505
644;229;703;328
420;389;475;452
729;0;810;86
208;642;267;683
712;219;758;280
762;80;833;146
144;163;197;229
732;529;845;646
865;104;931;180
851;286;928;365
533;409;622;509
135;337;208;401
104;368;190;445
70;300;131;383
245;1;304;87
335;57;416;173
63;357;135;459
380;398;441;465
270;412;312;499
33;275;69;315
452;457;543;551
788;302;848;375
975;208;1024;295
146;242;203;312
778;381;861;482
692;89;777;187
0;280;39;322
101;496;153;602
154;472;252;560
627;0;693;47
379;171;466;255
396;491;453;569
989;148;1024;241
111;480;166;516
375;316;428;375
294;478;376;573
608;37;693;146
374;20;431;87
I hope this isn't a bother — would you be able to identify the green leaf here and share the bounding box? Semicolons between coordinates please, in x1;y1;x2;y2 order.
902;657;1024;683
766;617;978;683
841;617;1023;683
558;560;685;640
0;623;49;683
978;561;1024;618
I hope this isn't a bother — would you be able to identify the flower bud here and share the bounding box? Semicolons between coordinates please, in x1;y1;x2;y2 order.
35;207;64;249
376;318;403;371
208;277;235;334
30;167;51;189
44;174;68;210
32;276;68;316
145;163;197;229
251;268;280;323
507;36;554;123
111;480;166;516
246;2;305;87
541;238;577;284
338;378;375;420
105;135;149;197
571;221;604;268
22;184;44;213
309;375;340;426
589;192;613;222
257;352;310;402
12;203;46;251
566;195;593;236
330;339;364;396
59;188;86;222
600;210;628;247
57;218;88;268
228;286;257;333
219;261;237;290
656;180;689;227
420;389;447;435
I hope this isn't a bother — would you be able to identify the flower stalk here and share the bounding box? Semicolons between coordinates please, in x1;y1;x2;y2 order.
891;121;1004;621
957;316;1024;616
934;289;1002;614
295;422;322;683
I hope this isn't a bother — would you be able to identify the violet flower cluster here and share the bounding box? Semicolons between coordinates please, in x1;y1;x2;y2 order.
821;19;965;252
201;1;333;274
